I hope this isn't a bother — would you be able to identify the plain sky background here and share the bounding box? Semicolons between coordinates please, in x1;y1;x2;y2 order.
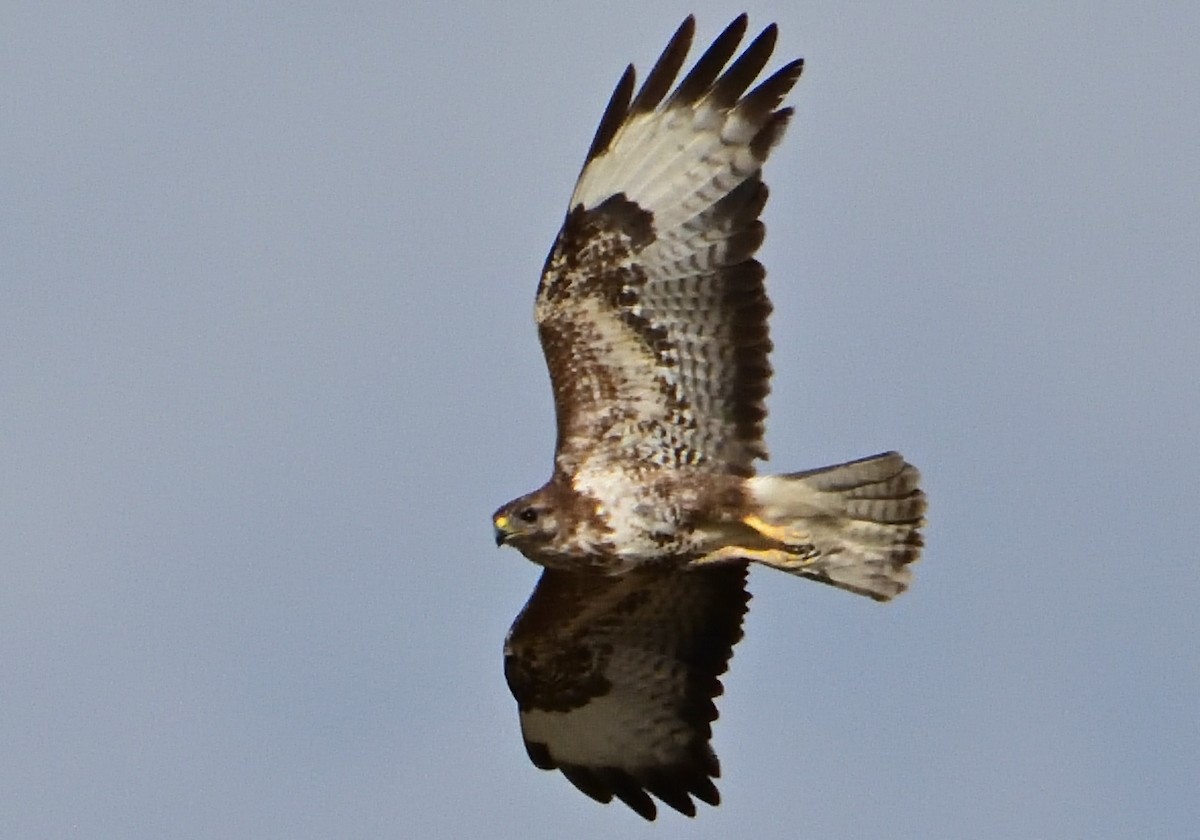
3;2;1197;838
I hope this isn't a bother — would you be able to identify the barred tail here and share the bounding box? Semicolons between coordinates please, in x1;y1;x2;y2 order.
747;452;927;601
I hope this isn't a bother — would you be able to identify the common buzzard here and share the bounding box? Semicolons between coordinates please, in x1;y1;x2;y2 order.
493;15;926;820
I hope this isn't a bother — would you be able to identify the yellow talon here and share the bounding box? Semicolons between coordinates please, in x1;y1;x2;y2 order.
691;545;821;569
742;514;814;553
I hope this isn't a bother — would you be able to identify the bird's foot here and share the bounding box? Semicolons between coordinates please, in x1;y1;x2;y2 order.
741;514;818;557
689;545;820;570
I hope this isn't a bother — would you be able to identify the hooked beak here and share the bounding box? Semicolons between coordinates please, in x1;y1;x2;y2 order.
493;515;510;547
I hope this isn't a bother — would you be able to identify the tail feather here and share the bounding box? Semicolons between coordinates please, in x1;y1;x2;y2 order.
747;452;926;601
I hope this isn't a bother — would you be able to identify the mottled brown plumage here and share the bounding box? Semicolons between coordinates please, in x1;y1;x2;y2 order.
504;563;748;819
493;15;927;820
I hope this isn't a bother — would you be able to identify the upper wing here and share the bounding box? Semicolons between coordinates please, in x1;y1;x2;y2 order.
504;563;749;820
536;16;803;478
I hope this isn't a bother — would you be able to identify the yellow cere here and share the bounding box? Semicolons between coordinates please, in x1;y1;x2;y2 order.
494;514;509;531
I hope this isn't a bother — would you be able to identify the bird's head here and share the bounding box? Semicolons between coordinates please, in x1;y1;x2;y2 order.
493;491;558;551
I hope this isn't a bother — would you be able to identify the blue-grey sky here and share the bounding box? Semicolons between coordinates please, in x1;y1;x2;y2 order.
3;2;1197;838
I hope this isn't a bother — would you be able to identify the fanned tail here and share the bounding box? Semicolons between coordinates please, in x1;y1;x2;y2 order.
746;452;926;601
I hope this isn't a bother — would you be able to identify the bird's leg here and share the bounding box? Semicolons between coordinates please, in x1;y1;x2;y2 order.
740;514;818;556
689;542;821;570
688;512;822;569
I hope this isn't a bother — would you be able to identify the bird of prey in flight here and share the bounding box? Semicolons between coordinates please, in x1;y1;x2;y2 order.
493;15;927;820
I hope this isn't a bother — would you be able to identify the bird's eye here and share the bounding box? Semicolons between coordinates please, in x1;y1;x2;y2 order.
518;507;539;524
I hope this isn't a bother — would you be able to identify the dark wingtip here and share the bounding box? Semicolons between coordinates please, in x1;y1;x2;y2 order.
741;56;805;120
583;63;636;165
710;21;779;108
668;14;749;106
582;17;803;168
629;16;696;116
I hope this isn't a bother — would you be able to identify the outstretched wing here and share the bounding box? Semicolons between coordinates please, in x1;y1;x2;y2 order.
536;16;803;478
504;564;749;820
